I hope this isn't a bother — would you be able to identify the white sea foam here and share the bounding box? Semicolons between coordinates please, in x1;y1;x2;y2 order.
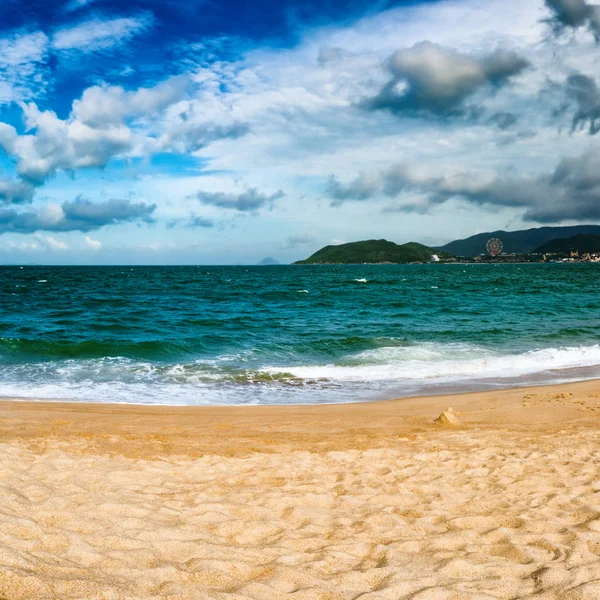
1;343;600;406
266;344;600;384
354;278;367;283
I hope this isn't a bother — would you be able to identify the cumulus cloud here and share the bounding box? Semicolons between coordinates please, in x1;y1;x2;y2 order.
0;75;243;185
52;15;152;53
71;76;189;128
0;197;155;234
364;42;530;116
0;178;35;204
196;188;284;212
0;104;133;184
60;196;156;229
545;0;600;37
327;150;600;223
0;75;186;184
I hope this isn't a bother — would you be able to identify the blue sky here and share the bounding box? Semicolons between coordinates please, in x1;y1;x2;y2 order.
0;0;598;263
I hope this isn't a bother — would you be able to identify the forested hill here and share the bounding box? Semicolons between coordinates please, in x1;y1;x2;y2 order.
438;225;600;256
534;234;600;254
295;239;450;264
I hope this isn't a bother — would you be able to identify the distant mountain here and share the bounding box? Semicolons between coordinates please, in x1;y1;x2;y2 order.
437;225;600;257
258;257;280;265
535;234;600;254
294;239;450;264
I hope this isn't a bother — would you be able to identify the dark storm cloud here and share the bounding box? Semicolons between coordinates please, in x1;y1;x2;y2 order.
0;196;156;234
325;150;600;223
411;152;600;222
363;42;530;116
196;188;284;212
566;73;600;134
545;0;600;37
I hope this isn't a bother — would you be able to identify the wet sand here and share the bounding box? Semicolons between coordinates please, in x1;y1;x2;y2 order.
1;380;600;599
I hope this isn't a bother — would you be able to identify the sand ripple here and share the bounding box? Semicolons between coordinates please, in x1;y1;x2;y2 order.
1;427;600;599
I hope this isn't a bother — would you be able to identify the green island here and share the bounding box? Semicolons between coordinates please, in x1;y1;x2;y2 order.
293;239;451;264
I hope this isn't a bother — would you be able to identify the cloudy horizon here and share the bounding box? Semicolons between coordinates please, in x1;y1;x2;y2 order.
0;0;598;264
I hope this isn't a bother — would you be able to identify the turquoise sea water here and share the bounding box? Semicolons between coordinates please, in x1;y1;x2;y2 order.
1;263;600;405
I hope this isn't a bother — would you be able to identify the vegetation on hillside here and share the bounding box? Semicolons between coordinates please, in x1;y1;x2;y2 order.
437;225;600;256
534;234;600;254
295;239;450;264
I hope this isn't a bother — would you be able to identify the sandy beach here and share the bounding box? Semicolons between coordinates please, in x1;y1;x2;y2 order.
1;381;600;599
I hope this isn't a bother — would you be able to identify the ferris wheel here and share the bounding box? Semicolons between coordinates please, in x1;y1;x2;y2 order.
486;238;503;256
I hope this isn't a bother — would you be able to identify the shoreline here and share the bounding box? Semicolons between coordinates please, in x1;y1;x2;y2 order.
1;373;600;407
2;369;599;409
2;378;599;459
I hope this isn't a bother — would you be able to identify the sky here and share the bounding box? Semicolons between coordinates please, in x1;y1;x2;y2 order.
0;0;599;263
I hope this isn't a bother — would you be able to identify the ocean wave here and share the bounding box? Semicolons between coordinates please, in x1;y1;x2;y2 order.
0;342;599;406
266;343;600;383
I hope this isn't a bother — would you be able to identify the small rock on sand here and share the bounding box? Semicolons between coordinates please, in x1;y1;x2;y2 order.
435;407;461;426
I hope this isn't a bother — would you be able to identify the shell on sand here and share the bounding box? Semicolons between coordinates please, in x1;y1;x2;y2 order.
435;406;461;425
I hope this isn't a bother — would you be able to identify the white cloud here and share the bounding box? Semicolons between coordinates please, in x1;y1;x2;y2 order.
0;31;48;66
52;15;152;53
5;239;40;252
0;74;237;184
0;31;49;104
71;76;189;128
85;235;102;250
0;103;134;184
35;234;68;251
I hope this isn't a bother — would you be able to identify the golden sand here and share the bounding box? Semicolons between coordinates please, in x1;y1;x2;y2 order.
1;381;600;599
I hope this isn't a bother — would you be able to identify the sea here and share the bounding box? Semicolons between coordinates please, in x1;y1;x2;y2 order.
1;263;599;406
